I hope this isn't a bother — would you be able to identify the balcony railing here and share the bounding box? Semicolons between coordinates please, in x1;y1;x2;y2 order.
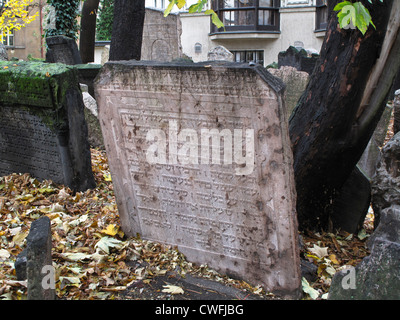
211;0;280;34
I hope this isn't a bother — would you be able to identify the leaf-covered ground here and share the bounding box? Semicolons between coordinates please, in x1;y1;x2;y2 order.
0;147;375;300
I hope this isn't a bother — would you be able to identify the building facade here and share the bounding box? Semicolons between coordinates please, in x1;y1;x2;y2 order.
1;0;46;60
180;0;328;66
3;0;328;66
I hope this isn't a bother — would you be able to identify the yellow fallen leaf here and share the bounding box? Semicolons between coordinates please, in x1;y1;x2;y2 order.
329;254;340;265
104;173;112;182
162;284;184;295
101;224;119;236
12;231;28;246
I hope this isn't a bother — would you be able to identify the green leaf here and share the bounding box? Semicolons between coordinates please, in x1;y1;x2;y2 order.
177;0;186;9
188;0;208;13
205;9;225;30
334;1;375;35
164;0;177;17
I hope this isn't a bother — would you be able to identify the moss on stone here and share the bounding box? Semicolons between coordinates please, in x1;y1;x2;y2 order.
0;61;81;132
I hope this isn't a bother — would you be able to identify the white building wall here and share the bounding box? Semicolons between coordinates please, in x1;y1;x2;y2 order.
97;1;326;66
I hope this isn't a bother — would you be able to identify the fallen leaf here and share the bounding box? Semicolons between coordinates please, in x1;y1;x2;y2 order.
0;249;10;261
101;224;119;236
301;277;319;300
60;252;92;262
308;244;329;259
162;284;184;295
95;236;127;254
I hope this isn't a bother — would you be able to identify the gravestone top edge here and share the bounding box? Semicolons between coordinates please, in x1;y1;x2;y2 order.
98;60;286;94
0;61;78;109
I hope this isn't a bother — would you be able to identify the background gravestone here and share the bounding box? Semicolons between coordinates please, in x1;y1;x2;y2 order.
141;8;182;62
45;35;82;65
278;46;319;75
95;60;301;298
0;61;95;191
207;46;234;62
268;66;310;118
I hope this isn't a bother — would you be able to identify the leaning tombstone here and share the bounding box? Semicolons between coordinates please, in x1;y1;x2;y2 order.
26;216;55;300
45;35;82;65
0;61;95;191
95;60;301;298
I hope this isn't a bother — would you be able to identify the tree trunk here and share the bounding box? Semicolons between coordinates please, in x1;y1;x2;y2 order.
289;0;400;231
109;0;145;61
80;0;100;63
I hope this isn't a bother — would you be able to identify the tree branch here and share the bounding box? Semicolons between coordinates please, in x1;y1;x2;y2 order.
354;1;400;140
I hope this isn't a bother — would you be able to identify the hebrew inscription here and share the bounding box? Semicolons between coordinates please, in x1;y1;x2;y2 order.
0;107;64;182
95;61;301;298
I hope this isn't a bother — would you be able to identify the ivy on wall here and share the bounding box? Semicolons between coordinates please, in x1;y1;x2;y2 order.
96;0;114;41
44;0;80;40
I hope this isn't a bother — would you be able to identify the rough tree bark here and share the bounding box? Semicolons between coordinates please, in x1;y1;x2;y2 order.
79;0;100;63
289;0;400;231
109;0;145;61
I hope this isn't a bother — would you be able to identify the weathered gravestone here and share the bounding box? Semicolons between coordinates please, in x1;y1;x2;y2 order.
207;46;234;62
278;46;319;75
26;216;55;300
45;35;82;65
0;43;8;61
141;8;183;62
0;61;95;191
267;66;309;118
95;61;301;298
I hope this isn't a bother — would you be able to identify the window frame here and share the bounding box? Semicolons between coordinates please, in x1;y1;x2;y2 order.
1;29;14;47
231;49;264;65
211;0;281;33
315;0;328;31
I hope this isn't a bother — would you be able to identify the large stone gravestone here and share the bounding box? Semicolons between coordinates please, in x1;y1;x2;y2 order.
45;35;82;65
0;61;95;191
95;61;301;298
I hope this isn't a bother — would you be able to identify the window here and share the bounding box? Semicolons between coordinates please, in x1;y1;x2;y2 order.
232;50;264;65
154;0;165;9
316;0;328;31
194;43;202;54
211;0;280;33
1;29;14;47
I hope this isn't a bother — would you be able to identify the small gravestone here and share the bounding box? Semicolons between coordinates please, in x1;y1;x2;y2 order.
328;238;400;300
278;46;319;75
45;35;82;65
95;60;301;298
268;66;309;118
141;8;182;62
26;216;55;300
207;46;234;62
0;61;95;191
0;43;8;61
81;83;104;149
